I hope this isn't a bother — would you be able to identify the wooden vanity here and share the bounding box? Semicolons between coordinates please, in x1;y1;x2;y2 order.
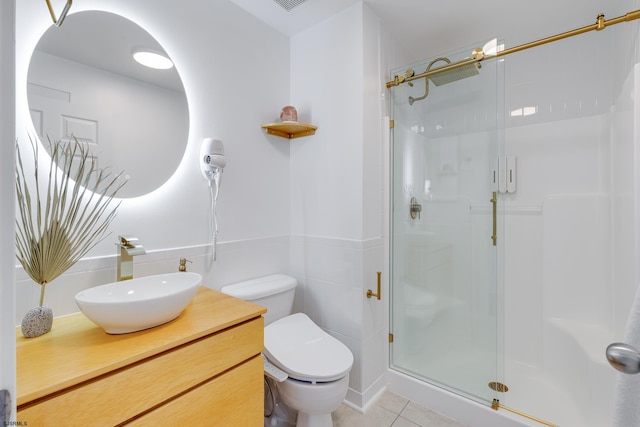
16;287;266;426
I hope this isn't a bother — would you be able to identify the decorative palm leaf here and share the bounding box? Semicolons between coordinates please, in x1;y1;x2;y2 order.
15;136;126;306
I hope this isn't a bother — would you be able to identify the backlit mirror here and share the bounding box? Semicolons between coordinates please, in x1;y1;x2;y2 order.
27;11;189;198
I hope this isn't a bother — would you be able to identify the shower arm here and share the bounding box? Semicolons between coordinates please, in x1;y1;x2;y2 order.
386;9;640;88
388;50;483;88
407;57;454;105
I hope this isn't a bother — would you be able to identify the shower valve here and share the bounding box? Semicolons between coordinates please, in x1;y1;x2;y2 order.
409;197;422;220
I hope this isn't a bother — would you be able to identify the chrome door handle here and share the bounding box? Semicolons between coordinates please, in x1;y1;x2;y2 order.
606;342;640;374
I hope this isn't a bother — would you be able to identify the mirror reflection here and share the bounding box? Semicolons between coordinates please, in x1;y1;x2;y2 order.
27;11;189;198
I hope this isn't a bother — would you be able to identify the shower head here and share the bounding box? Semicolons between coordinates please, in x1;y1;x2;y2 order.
429;62;479;86
406;55;480;105
427;57;479;86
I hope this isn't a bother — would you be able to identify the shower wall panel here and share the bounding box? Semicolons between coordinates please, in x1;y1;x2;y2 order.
542;195;611;325
501;24;620;426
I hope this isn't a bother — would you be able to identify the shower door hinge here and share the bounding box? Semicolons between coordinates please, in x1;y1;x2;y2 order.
388;333;394;343
389;119;394;129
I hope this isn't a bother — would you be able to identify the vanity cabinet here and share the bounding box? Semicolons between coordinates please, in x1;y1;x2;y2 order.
17;287;266;426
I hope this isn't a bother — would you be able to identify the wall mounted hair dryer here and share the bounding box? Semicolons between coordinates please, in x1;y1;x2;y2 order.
200;137;226;260
200;137;226;180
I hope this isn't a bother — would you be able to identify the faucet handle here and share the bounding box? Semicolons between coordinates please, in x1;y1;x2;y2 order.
119;235;140;248
179;258;192;272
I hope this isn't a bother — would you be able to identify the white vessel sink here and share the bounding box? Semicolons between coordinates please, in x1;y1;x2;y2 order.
75;272;202;334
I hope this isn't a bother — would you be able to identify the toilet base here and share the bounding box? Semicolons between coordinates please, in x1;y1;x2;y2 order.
296;411;332;427
276;375;349;427
264;377;297;427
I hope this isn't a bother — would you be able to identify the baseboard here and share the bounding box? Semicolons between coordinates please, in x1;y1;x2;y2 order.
343;374;387;413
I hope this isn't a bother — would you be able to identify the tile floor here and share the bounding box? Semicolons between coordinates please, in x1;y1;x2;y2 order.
332;391;467;427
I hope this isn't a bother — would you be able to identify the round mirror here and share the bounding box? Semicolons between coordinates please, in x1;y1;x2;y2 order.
27;11;189;198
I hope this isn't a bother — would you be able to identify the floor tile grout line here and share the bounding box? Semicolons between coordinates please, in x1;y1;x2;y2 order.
332;392;464;427
389;399;412;427
397;398;410;416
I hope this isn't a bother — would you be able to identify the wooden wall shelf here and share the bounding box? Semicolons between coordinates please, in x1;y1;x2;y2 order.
262;122;317;139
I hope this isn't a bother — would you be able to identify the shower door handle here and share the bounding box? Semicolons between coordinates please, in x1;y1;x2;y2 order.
490;192;497;246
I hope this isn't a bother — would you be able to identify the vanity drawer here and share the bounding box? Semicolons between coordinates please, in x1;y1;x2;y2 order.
18;317;263;426
127;354;264;426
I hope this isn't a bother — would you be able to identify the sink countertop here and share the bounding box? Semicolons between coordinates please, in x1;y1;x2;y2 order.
16;287;266;406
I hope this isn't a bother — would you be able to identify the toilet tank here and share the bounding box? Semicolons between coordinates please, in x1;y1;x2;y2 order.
220;274;296;326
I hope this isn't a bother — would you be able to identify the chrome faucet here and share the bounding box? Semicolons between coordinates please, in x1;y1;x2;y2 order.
117;235;146;281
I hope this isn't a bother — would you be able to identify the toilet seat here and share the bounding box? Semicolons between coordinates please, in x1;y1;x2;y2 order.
264;313;353;383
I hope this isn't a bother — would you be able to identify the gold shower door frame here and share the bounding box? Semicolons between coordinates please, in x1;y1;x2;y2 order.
389;40;503;407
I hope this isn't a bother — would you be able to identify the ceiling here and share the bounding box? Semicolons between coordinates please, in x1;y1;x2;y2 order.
229;0;629;61
32;0;630;92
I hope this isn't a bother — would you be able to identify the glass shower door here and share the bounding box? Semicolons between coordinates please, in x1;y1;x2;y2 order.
389;41;502;405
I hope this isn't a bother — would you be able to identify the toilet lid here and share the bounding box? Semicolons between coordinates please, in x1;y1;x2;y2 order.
264;313;354;383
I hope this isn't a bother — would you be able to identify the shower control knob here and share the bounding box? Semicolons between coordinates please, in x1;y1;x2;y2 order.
409;197;422;220
606;342;640;374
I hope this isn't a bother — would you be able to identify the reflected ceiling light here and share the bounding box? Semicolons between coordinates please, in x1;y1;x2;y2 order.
132;50;174;70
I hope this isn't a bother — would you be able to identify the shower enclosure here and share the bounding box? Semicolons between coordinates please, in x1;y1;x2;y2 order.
389;30;624;427
389;40;503;407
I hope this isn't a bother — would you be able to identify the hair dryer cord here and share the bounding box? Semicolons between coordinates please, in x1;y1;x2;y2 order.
209;180;218;261
208;178;220;261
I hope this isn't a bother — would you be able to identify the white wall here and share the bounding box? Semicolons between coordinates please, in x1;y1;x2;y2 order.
289;3;386;410
15;0;293;317
0;0;16;421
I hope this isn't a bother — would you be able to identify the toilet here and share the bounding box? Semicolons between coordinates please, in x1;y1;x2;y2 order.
221;274;353;427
